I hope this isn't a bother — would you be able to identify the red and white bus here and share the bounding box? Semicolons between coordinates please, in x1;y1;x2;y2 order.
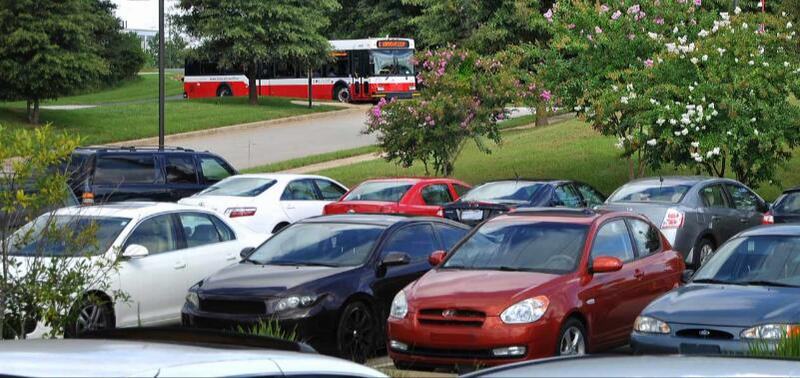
183;38;417;102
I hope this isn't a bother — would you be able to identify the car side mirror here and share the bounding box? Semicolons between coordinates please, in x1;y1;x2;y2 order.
681;269;695;284
240;247;256;259
428;250;447;266
381;252;411;267
590;256;623;273
123;244;149;259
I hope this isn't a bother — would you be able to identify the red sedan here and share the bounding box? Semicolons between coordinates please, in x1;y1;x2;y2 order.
323;178;471;217
387;208;684;370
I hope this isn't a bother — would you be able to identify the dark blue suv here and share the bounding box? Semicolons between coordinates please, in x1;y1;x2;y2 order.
66;146;238;203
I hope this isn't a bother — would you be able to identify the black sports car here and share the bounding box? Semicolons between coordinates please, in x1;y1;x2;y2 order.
442;179;607;226
182;214;470;362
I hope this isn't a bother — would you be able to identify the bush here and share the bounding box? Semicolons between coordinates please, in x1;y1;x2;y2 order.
237;318;297;341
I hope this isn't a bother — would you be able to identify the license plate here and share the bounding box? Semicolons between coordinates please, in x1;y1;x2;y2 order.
679;343;721;355
460;210;484;221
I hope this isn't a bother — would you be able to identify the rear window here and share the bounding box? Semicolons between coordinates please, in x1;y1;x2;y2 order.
608;183;692;204
94;155;158;185
343;181;414;202
775;192;800;214
199;178;276;197
461;181;544;205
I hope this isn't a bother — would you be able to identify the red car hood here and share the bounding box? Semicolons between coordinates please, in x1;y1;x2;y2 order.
407;269;563;316
324;201;398;215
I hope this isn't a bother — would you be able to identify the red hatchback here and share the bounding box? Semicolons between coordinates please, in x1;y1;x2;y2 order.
323;178;471;217
387;208;684;370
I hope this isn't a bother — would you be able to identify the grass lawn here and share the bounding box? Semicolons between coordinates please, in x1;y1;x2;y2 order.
243;145;380;173
314;119;796;201
0;97;338;145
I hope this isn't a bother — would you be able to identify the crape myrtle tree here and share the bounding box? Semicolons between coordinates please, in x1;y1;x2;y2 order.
176;0;340;105
0;0;107;124
0;126;125;339
544;1;800;187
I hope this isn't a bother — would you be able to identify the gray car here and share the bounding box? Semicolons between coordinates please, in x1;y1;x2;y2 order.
601;176;768;268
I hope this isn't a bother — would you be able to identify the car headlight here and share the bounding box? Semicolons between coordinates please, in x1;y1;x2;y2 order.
271;295;318;312
390;291;408;319
186;292;199;308
500;296;549;324
741;324;800;340
634;316;671;334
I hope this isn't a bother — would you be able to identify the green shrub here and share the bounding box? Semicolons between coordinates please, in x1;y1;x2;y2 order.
236;318;297;342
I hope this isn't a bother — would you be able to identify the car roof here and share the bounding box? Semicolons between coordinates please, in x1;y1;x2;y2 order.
300;214;466;228
53;202;210;219
623;175;733;185
464;355;800;377
224;173;336;182
0;338;382;377
492;208;634;225
737;224;800;238
477;178;569;185
357;177;464;184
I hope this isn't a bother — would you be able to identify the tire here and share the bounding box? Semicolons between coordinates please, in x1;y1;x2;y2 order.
336;301;377;363
557;318;587;356
693;237;716;269
334;85;351;103
217;84;233;97
64;295;114;338
272;222;290;234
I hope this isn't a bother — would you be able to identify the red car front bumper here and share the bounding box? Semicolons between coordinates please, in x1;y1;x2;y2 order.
387;312;561;369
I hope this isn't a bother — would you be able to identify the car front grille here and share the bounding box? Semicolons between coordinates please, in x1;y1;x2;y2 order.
676;328;734;340
396;345;520;360
199;298;266;315
418;308;486;327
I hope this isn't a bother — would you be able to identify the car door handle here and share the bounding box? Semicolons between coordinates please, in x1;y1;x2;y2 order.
285;205;296;209
173;261;187;270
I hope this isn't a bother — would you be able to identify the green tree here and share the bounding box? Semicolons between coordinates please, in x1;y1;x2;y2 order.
176;0;340;105
146;29;190;69
0;125;125;339
0;0;107;124
327;0;420;39
91;0;146;84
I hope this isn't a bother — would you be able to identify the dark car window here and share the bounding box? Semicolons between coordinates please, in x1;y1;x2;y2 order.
700;185;729;208
590;220;635;263
628;218;662;256
460;181;544;205
282;179;319;201
200;157;235;184
382;224;438;262
315;179;347;201
94;155;158;185
125;214;178;255
694;235;800;286
453;184;471;198
725;184;761;212
165;156;197;184
11;216;130;256
343;181;414;202
248;223;385;267
554;184;583;208
421;184;453;206
609;182;692;203
774;192;800;214
576;184;606;208
442;221;588;274
199;177;276;197
435;223;469;251
209;215;235;241
178;213;223;248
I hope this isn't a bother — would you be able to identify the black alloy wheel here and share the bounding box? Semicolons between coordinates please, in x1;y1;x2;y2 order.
336;301;377;363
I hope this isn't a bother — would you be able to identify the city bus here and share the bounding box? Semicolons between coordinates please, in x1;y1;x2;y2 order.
183;38;417;102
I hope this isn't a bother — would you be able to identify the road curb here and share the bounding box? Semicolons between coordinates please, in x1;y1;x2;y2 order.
109;106;365;147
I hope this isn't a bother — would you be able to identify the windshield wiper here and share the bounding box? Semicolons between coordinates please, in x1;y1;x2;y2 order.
241;257;260;265
269;261;340;268
743;280;799;288
492;266;527;272
691;278;742;285
440;265;470;270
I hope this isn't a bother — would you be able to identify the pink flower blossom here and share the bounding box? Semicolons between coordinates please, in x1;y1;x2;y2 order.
694;0;701;6
544;8;554;22
644;58;654;67
540;90;552;101
626;4;640;15
567;23;576;29
654;17;665;25
611;10;622;20
595;26;604;34
628;33;636;40
600;4;610;13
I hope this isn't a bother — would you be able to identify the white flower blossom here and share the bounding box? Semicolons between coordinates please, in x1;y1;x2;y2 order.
702;55;708;62
734;6;741;14
717;48;726;55
706;151;714;158
647;139;658;146
694;156;703;162
763;62;769;67
698;29;710;37
681;128;689;135
742;23;749;30
656;118;666;125
789;22;794;29
648;32;660;40
674;131;682;136
691;57;699;64
748;60;755;65
735;58;740;63
720;12;730;20
670;118;678;125
727;131;733;135
754;129;760;136
650;98;658;105
621;96;629;104
712;110;719;116
785;61;791;67
713;147;721;155
751;117;757;122
691;141;700;148
574;106;583;111
612;85;619;92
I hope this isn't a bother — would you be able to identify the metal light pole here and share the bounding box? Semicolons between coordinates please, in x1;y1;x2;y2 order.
158;0;165;149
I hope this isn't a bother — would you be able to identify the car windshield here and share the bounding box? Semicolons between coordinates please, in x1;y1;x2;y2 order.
693;235;800;287
370;49;414;76
198;178;276;197
774;192;800;214
442;221;588;274
343;181;414;202
248;223;385;267
460;181;544;205
608;182;692;203
10;215;131;257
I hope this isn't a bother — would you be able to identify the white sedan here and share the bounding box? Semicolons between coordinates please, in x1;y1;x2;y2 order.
11;202;262;338
179;173;348;235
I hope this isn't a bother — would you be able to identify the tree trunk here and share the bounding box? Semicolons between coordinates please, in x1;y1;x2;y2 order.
247;62;258;106
535;104;549;127
28;99;40;124
26;100;31;118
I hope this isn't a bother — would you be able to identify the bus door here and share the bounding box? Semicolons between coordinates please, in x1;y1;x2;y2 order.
351;50;371;101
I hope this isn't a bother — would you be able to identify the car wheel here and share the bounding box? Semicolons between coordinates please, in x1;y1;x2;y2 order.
65;295;114;338
557;318;587;356
694;238;716;268
335;85;350;103
217;85;233;97
336;301;377;363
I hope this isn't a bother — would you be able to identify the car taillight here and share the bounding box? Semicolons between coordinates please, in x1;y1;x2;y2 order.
763;212;775;224
435;209;444;217
661;208;685;229
81;192;95;206
225;207;257;218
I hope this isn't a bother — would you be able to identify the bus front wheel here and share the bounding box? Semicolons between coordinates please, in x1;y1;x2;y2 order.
334;85;350;103
217;84;233;97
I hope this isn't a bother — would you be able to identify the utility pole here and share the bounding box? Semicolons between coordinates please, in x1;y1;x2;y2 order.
158;0;165;149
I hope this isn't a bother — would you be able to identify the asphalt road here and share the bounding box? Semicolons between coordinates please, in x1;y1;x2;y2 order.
171;106;374;170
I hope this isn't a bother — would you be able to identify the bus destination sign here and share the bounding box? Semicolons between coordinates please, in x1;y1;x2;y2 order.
377;40;410;48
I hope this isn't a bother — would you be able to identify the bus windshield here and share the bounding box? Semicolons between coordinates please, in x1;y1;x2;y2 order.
371;49;414;76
